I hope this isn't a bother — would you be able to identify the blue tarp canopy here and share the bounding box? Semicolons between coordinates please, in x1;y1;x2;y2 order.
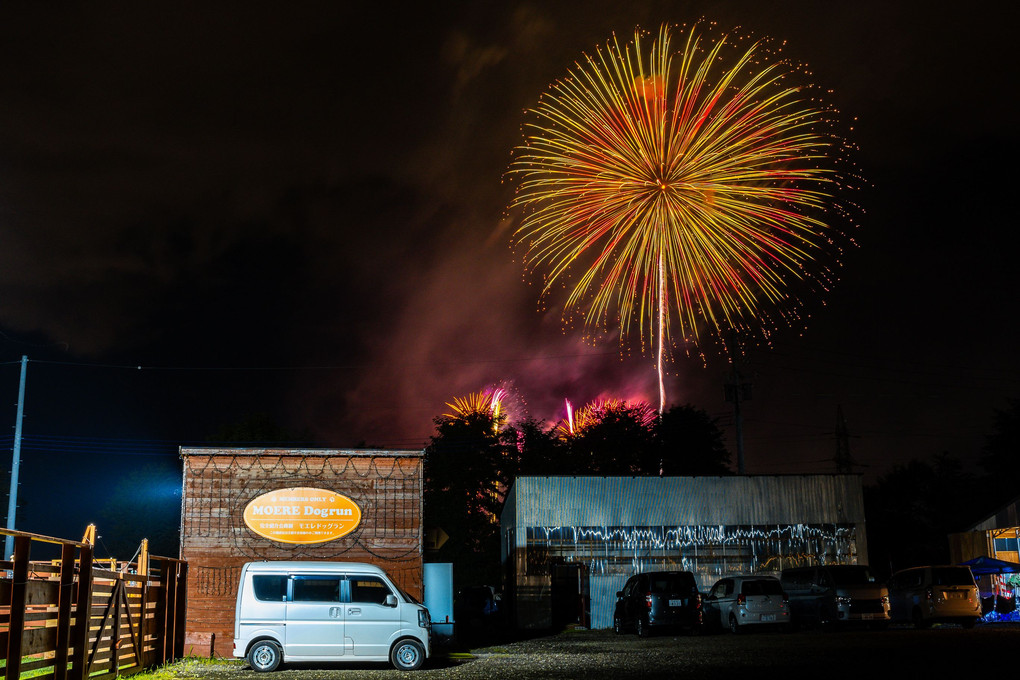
960;556;1020;575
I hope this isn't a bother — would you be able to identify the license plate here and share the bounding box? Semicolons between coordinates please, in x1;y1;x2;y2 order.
860;613;876;620
949;592;963;599
761;614;776;622
669;599;683;607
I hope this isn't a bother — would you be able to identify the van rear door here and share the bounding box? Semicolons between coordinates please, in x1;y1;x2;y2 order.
285;574;345;658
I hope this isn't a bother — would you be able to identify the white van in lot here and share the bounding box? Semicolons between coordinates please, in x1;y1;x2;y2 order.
233;561;431;671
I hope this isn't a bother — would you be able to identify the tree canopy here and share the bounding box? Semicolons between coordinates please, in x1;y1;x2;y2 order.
423;397;732;582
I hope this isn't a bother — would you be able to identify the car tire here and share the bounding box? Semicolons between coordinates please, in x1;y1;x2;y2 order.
614;616;624;634
247;640;282;672
728;614;740;635
636;617;650;637
390;638;425;671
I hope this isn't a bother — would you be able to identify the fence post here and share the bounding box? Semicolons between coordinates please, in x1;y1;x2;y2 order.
173;561;188;660
54;542;76;680
70;542;95;680
4;535;31;680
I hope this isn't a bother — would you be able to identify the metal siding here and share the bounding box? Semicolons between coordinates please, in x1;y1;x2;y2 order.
510;475;865;527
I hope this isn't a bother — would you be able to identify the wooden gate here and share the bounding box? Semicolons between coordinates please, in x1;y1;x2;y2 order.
0;528;187;680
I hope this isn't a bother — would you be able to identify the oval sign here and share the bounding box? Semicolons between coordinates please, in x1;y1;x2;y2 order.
243;487;362;544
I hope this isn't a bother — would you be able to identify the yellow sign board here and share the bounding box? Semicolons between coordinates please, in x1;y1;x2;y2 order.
243;487;362;544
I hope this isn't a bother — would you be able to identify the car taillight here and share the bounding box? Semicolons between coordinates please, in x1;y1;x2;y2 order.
737;593;746;606
645;593;653;609
694;592;702;610
781;591;789;604
926;588;933;601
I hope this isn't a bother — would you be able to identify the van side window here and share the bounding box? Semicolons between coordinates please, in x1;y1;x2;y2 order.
350;576;393;605
252;575;288;602
292;576;342;602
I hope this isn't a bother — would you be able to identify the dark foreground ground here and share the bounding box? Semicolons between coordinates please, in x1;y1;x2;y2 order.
189;624;1020;680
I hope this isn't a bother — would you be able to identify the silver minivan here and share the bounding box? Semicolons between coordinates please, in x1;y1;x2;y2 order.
233;561;431;671
703;576;791;633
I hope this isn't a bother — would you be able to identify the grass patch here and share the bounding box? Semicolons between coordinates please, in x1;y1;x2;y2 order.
129;658;241;680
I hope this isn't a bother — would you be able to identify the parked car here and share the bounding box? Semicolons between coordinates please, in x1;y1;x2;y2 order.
454;585;503;642
233;561;432;671
703;576;790;633
780;564;890;629
613;570;702;636
888;565;981;628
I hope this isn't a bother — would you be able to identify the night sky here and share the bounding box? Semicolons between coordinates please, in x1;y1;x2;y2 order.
1;1;1016;551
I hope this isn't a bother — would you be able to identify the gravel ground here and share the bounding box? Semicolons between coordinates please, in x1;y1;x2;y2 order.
178;624;1020;680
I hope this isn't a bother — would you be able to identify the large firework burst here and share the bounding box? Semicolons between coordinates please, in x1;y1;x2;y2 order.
510;23;858;411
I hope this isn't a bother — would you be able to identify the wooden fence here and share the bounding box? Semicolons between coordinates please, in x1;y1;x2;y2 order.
0;528;187;680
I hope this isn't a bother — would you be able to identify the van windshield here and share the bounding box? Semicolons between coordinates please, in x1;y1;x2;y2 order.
829;566;874;586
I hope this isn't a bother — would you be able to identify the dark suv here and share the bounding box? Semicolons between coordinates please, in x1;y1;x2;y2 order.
613;570;702;636
780;565;890;629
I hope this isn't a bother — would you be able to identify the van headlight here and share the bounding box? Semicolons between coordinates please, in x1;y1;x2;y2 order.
418;608;431;629
836;596;852;606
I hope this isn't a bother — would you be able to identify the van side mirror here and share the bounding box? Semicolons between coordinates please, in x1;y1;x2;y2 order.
384;593;398;607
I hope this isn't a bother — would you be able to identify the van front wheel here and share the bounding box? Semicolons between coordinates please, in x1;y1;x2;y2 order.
390;639;425;671
247;640;282;672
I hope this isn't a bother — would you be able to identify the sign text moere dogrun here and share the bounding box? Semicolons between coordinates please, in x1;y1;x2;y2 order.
243;487;363;543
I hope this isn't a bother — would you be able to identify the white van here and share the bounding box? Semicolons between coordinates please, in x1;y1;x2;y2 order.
233;561;431;671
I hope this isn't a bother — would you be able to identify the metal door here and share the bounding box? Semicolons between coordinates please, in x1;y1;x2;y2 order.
284;575;345;658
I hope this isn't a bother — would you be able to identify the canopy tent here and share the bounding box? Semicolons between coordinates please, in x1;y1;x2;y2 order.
960;555;1020;575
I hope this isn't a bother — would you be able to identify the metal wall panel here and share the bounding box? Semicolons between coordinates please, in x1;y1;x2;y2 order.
508;476;865;530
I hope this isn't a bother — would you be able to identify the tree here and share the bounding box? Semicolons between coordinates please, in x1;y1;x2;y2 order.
424;411;513;584
508;417;566;477
864;452;981;575
566;404;657;475
979;398;1020;508
656;404;733;475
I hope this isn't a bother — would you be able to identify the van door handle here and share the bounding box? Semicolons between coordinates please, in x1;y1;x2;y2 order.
329;607;341;618
348;607;361;615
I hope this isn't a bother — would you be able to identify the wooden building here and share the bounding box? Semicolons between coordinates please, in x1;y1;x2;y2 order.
179;447;424;657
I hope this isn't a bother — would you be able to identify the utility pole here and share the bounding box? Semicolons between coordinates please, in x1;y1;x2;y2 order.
834;404;856;474
5;355;27;560
724;336;752;474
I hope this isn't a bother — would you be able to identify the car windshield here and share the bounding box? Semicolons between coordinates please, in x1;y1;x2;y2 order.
932;568;974;586
742;579;783;596
830;566;874;586
648;573;695;593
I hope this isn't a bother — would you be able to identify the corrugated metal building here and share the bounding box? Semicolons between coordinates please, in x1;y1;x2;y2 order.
500;475;867;630
179;448;423;656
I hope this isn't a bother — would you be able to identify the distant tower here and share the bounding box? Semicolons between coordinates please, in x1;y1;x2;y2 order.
834;404;856;473
724;334;752;474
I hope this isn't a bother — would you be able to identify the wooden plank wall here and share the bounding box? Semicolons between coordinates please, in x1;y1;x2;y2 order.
179;449;424;658
0;529;187;680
